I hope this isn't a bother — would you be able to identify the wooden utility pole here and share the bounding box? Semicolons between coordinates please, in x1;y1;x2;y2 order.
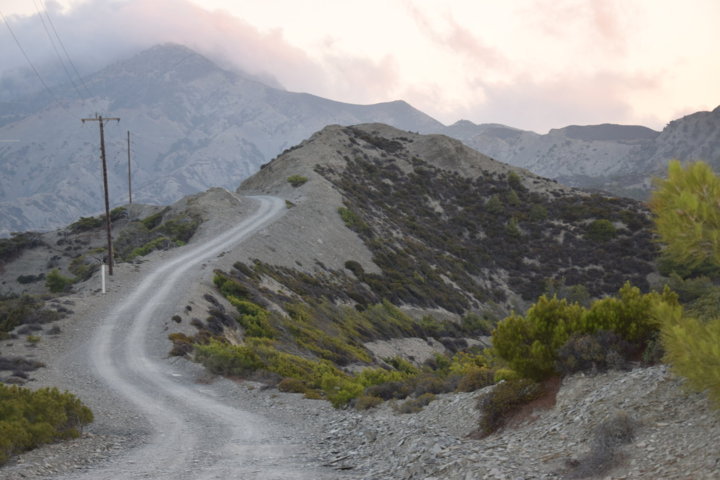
82;115;120;275
127;130;132;205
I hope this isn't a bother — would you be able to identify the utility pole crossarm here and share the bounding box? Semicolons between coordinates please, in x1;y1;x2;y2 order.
82;115;120;276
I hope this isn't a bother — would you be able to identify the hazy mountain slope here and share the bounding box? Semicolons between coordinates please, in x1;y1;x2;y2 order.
0;44;442;236
3;41;717;236
444;107;720;199
237;123;657;314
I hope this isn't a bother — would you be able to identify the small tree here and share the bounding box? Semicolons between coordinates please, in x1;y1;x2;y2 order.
650;160;720;270
45;269;73;293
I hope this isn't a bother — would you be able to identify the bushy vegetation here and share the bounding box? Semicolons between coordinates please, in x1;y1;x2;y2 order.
169;269;501;409
492;283;678;381
45;269;74;294
316;128;656;312
651;160;720;270
0;384;93;465
67;207;126;234
0;232;44;265
650;160;720;407
114;209;201;260
658;302;720;405
0;295;63;339
68;216;103;233
287;174;309;187
586;219;617;241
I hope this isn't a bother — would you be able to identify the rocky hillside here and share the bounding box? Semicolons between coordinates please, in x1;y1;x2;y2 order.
447;107;720;199
238;123;657;315
0;44;442;236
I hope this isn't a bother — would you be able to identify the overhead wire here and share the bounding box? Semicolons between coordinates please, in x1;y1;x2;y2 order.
32;0;84;101
0;8;64;109
38;0;93;99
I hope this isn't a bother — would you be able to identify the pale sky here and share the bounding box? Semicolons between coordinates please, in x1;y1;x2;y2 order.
1;0;719;132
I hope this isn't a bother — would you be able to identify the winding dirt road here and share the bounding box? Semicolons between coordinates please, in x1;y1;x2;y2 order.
48;195;342;480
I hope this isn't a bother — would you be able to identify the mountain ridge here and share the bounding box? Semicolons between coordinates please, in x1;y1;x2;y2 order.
1;43;718;235
0;44;442;236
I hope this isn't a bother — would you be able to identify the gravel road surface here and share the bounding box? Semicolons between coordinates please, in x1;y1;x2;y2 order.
3;195;349;480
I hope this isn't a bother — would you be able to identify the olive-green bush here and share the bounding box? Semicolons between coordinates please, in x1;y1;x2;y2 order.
0;384;93;465
492;283;678;380
45;269;74;293
659;302;720;406
287;175;309;187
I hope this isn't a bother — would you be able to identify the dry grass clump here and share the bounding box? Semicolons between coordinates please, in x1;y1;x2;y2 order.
565;410;638;479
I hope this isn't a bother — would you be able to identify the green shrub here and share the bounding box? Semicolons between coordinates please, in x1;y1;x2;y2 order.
493;283;678;381
227;296;277;339
194;340;264;377
45;269;74;293
287;175;309;187
344;260;365;277
109;206;127;221
456;367;495;392
529;203;548;221
460;313;494;335
477;379;541;436
68;255;98;282
507;171;524;191
0;295;61;336
0;384;93;465
650;160;720;270
140;210;166;230
485;194;503;214
364;381;412;400
277;377;307;393
128;237;169;259
338;206;370;233
69;216;103;233
659;302;720;406
556;331;632;376
168;333;194;357
355;394;383;410
586;219;617;241
492;296;584;380
579;283;675;343
0;232;43;264
320;372;364;408
158;217;200;243
16;274;44;284
213;273;249;298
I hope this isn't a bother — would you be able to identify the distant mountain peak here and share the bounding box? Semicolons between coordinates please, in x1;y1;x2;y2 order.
97;43;223;81
548;124;660;142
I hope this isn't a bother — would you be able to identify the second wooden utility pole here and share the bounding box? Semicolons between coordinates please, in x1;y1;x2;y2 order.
127;130;132;205
82;115;120;275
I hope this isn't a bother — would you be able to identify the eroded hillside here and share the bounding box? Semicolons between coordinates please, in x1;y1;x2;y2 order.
238;123;657;315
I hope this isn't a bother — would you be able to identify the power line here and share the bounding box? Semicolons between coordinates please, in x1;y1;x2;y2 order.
32;0;84;100
38;0;92;98
0;8;64;109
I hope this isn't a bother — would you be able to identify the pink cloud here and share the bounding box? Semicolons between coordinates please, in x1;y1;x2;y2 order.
403;3;505;70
